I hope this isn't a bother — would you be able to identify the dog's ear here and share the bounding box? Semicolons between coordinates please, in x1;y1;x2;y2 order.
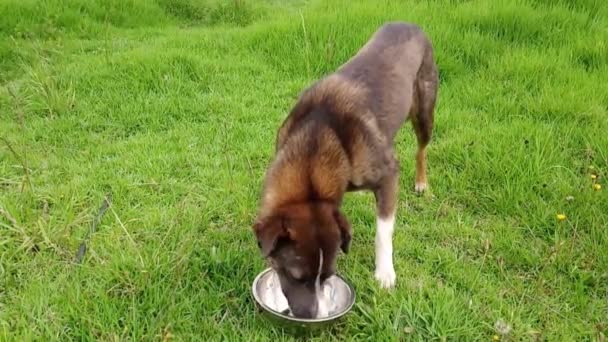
332;208;352;254
253;216;288;257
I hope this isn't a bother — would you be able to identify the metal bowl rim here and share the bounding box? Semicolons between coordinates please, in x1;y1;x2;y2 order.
251;267;356;323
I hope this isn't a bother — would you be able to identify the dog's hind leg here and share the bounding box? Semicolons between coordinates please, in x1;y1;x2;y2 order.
373;155;399;289
410;47;438;194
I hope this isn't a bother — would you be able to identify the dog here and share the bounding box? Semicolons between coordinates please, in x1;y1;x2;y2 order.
252;22;438;318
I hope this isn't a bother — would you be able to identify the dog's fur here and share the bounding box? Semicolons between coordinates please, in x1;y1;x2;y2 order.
253;22;438;318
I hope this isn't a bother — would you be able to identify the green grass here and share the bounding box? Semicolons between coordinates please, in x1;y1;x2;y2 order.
1;0;607;340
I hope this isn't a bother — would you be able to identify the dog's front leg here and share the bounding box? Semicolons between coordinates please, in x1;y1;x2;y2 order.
373;159;399;289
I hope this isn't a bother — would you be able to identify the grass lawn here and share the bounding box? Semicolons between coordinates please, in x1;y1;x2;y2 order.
1;0;607;340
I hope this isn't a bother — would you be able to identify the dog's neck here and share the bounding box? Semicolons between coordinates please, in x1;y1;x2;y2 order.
259;124;350;217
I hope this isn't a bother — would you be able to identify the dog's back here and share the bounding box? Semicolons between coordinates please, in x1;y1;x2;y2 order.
336;22;437;143
278;22;436;149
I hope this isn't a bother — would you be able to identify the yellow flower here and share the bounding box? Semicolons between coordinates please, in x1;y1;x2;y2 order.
557;214;567;221
591;174;597;180
493;335;500;341
593;184;601;190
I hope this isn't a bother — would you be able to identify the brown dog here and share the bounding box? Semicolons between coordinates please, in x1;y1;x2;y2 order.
253;22;438;318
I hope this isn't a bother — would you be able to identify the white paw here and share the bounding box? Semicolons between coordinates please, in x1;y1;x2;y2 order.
374;267;396;289
415;182;428;194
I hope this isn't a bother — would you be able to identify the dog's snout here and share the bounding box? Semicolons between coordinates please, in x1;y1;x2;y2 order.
283;287;318;318
291;302;317;319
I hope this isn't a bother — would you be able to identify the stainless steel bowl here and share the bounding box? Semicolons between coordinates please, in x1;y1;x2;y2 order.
251;267;356;329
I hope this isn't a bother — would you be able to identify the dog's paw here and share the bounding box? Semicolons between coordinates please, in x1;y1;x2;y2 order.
415;182;428;194
374;267;396;289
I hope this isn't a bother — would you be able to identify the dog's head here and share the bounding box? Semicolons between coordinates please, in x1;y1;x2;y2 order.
253;201;351;318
